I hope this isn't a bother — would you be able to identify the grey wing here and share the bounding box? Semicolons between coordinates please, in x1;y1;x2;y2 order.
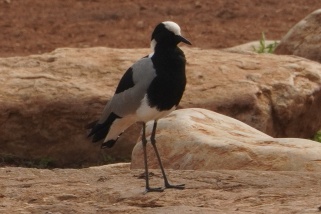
98;57;157;123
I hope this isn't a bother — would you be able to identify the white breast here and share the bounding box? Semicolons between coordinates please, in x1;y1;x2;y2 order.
136;95;176;122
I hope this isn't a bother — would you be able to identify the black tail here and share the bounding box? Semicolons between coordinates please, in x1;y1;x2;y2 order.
87;112;121;144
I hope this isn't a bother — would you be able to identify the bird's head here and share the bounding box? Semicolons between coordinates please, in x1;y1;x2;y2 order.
151;21;192;51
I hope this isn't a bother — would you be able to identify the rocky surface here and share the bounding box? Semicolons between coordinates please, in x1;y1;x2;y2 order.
182;48;321;139
0;48;142;167
132;108;321;171
275;9;321;63
1;163;321;213
1;47;321;167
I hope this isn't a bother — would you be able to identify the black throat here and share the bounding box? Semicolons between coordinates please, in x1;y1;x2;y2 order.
147;44;187;111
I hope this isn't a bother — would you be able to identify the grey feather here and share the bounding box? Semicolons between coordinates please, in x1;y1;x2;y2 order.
98;57;157;123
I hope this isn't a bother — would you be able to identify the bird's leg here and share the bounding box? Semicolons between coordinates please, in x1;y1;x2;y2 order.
150;120;185;190
142;122;163;193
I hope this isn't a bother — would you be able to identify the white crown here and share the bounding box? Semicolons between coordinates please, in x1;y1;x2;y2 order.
162;21;181;36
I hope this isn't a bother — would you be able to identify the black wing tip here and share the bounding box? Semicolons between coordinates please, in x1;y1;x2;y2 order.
86;120;98;138
87;132;95;138
85;120;98;129
87;113;121;144
101;140;117;149
91;136;101;143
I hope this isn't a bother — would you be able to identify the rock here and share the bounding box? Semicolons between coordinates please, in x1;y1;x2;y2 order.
182;48;321;139
1;47;321;167
1;163;321;213
0;48;144;167
224;40;279;53
275;9;321;63
131;108;321;171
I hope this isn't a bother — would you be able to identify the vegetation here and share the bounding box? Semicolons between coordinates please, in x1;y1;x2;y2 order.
313;131;321;143
253;32;278;54
100;151;130;165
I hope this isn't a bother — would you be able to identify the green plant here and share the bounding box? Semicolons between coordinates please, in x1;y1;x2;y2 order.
101;153;116;164
313;131;321;143
38;157;54;168
253;32;278;54
97;150;131;166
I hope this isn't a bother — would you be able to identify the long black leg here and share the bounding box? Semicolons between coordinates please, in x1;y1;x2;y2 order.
150;120;185;190
142;122;163;193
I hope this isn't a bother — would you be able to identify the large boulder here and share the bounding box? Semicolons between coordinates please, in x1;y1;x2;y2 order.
182;48;321;138
131;108;321;171
275;9;321;63
0;48;144;167
1;47;321;167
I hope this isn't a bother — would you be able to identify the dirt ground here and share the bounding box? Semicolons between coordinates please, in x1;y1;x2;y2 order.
1;0;321;57
1;164;321;213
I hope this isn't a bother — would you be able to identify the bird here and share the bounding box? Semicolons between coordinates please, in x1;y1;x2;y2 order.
87;21;191;193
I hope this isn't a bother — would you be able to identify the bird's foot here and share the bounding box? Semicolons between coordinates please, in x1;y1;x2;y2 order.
165;182;185;190
144;186;164;194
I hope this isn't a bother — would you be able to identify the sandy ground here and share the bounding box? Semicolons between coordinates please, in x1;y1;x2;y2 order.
1;163;321;213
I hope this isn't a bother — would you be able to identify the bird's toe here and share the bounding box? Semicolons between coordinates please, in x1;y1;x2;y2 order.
165;182;185;189
144;186;164;194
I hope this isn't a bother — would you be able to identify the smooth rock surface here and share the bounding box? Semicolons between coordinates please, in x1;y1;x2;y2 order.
275;9;321;63
131;108;321;171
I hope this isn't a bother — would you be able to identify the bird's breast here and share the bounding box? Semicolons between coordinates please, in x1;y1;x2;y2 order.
136;95;176;122
147;51;186;111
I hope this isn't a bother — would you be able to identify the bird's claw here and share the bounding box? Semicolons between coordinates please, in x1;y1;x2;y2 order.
144;186;164;194
165;183;185;189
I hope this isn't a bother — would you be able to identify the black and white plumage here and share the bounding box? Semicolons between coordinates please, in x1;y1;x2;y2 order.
87;21;191;193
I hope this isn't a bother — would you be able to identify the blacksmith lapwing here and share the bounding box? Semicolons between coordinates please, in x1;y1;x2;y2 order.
87;21;191;193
